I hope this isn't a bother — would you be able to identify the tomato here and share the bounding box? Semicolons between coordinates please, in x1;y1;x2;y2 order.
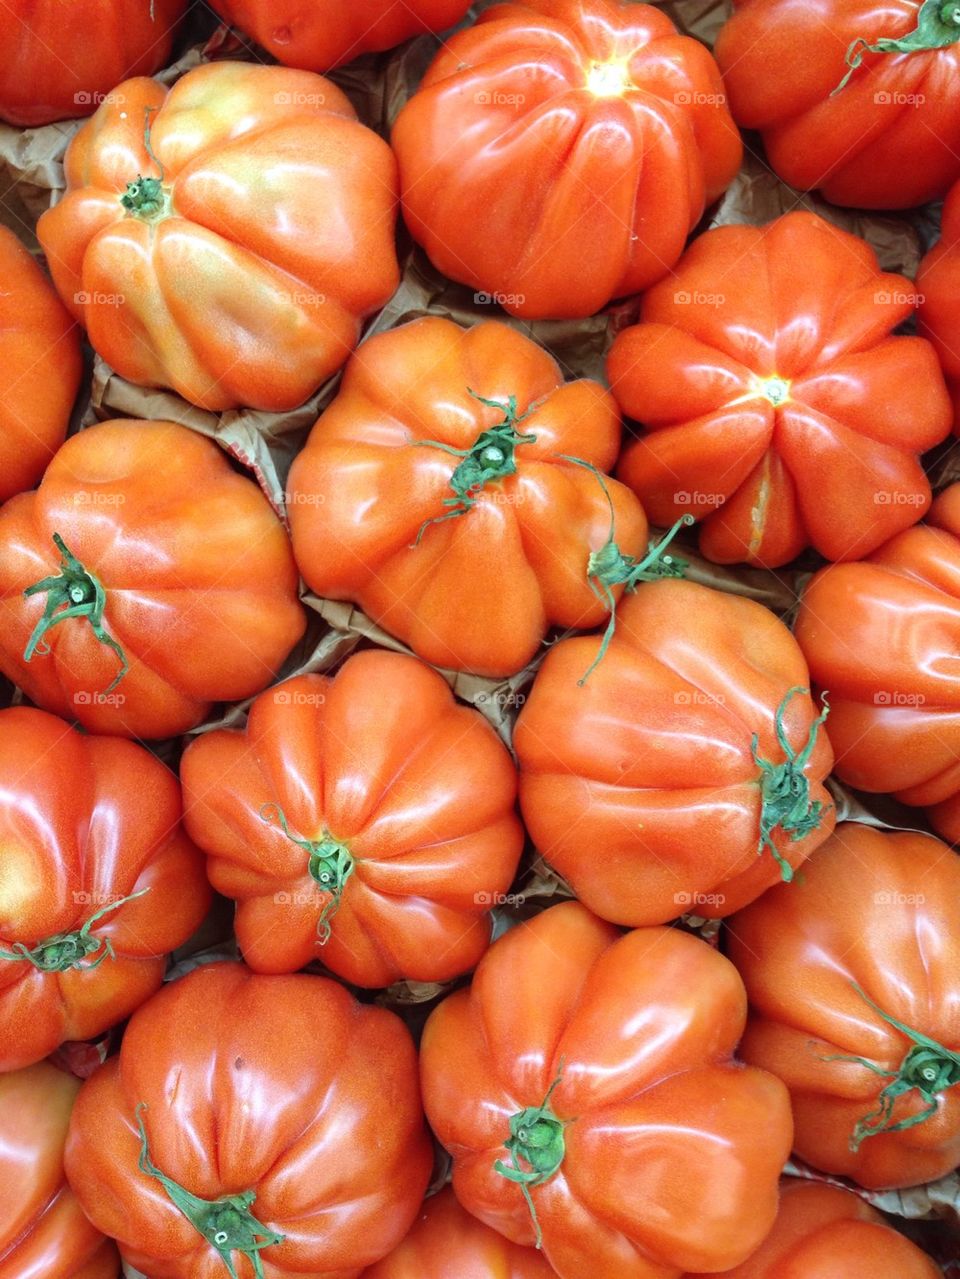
288;316;649;678
918;180;960;427
608;211;953;568
207;0;471;71
0;0;185;127
727;822;960;1190
0;419;306;740
714;0;960;209
181;652;524;988
514;579;834;925
684;1180;942;1278
793;484;960;842
36;63;399;412
0;227;82;505
420;901;792;1279
391;0;742;319
64;961;433;1278
0;706;210;1072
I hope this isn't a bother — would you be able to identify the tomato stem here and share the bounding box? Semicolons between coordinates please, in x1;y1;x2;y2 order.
259;803;354;944
494;1063;567;1250
120;106;169;220
0;888;149;972
833;0;960;94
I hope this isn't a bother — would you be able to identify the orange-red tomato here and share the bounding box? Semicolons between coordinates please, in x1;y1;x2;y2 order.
181;652;524;988
794;484;960;843
918;180;960;426
207;0;471;70
609;211;952;568
392;0;742;319
0;420;306;740
715;0;960;209
421;902;792;1279
0;227;82;504
37;63;399;411
0;0;185;127
65;962;433;1278
727;823;960;1190
0;706;210;1072
288;316;648;678
514;579;835;925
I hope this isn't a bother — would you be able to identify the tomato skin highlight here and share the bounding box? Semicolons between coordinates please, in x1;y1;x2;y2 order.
918;180;960;428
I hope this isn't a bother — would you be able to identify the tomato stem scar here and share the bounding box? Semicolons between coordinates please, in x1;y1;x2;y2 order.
259;802;354;944
0;887;149;972
833;0;960;95
494;1061;567;1250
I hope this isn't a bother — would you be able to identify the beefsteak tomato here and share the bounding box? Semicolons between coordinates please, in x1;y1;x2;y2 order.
918;180;960;426
391;0;742;319
0;226;82;504
37;62;399;411
420;901;792;1279
726;822;960;1189
64;961;433;1278
181;652;524;988
714;0;960;209
608;211;952;568
0;419;305;740
288;316;649;678
0;706;210;1072
514;579;834;925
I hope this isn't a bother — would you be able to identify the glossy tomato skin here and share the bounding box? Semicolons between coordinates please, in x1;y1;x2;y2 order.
392;0;742;319
715;0;960;209
208;0;471;70
288;316;647;678
609;211;952;568
37;63;399;412
181;652;524;987
0;419;306;739
0;707;211;1072
65;962;433;1278
684;1180;942;1278
0;227;82;504
726;823;960;1190
514;579;835;925
918;181;960;427
421;902;792;1279
0;0;185;126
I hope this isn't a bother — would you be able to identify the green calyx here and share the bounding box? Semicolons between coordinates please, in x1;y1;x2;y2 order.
494;1065;567;1250
259;803;354;944
819;984;960;1150
0;888;149;972
23;532;128;693
136;1104;284;1279
120;106;169;221
833;0;960;94
752;687;830;882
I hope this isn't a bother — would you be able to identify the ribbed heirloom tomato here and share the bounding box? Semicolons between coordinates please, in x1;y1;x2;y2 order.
0;707;210;1072
289;316;650;677
181;652;524;988
65;962;433;1278
727;823;960;1189
918;180;960;425
715;0;960;209
420;902;792;1279
0;420;305;740
514;579;834;924
37;62;399;411
392;0;742;319
0;227;82;505
608;211;952;568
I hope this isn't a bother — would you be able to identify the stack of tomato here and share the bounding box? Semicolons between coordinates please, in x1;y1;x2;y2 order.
1;0;960;1276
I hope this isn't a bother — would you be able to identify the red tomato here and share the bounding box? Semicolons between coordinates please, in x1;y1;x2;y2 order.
608;211;952;568
793;484;960;842
0;227;82;504
514;579;835;925
715;0;960;209
207;0;471;70
64;961;433;1278
288;316;649;678
420;901;793;1279
685;1179;942;1278
37;63;399;411
392;0;742;319
918;180;960;426
0;0;185;126
0;706;211;1072
0;420;306;740
727;823;960;1190
181;652;524;987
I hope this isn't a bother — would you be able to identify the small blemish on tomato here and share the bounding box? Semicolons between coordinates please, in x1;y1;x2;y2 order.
272;25;292;45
